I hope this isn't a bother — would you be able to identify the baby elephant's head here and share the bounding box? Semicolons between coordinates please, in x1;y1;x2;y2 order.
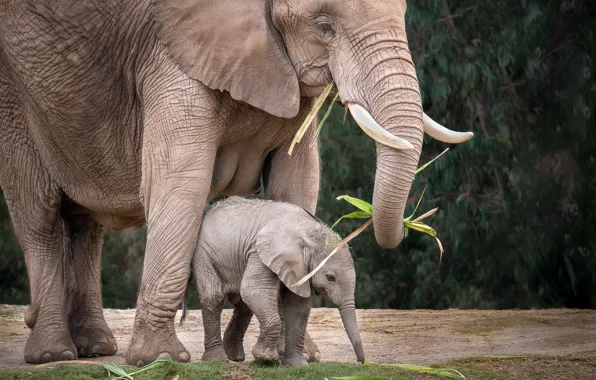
255;207;365;363
309;239;356;310
308;225;364;364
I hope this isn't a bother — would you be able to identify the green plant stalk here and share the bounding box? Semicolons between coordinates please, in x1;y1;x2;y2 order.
288;83;334;155
312;92;340;144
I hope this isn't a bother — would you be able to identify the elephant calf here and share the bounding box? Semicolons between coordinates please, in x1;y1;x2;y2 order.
190;196;364;366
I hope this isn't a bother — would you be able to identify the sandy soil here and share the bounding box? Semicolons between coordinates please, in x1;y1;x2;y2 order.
0;305;595;367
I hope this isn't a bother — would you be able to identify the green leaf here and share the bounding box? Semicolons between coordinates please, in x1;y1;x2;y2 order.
336;195;373;214
328;211;373;245
103;364;133;380
404;221;438;237
330;211;372;230
365;362;466;379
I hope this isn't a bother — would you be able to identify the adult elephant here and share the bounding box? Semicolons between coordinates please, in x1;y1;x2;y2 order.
0;0;472;366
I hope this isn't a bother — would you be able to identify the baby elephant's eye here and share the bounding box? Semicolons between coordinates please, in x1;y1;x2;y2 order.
325;272;336;282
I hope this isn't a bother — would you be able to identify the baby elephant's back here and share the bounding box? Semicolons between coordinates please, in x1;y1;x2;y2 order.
197;197;300;262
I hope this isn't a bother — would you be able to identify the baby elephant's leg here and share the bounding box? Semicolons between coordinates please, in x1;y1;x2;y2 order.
280;288;311;366
223;295;253;362
241;255;281;362
277;296;320;362
195;264;227;362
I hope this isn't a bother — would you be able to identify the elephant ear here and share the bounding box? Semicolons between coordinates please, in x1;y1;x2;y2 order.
255;222;311;298
151;0;300;118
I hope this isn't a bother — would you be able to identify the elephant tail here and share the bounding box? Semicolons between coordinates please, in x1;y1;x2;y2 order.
179;270;194;326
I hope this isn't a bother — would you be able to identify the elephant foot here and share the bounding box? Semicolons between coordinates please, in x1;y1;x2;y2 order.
70;319;118;357
125;321;190;366
223;336;245;362
277;335;320;363
24;326;77;364
202;345;229;362
303;343;321;362
252;339;279;362
282;354;308;367
303;332;321;362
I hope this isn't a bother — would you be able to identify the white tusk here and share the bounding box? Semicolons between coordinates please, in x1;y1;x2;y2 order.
423;113;474;144
348;104;415;150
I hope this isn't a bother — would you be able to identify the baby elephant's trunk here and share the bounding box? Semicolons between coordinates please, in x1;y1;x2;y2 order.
339;301;365;363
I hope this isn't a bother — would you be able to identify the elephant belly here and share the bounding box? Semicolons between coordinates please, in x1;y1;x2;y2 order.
28;112;145;228
209;144;267;198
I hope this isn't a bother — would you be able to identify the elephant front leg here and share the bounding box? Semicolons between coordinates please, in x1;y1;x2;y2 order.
126;81;220;366
277;296;320;363
62;212;117;358
280;288;311;367
127;171;215;365
241;256;282;362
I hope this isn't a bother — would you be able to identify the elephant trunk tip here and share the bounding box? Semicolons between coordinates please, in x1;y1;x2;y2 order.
353;339;365;364
373;214;404;249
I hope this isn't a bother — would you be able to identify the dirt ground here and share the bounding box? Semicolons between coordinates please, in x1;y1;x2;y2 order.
0;305;595;367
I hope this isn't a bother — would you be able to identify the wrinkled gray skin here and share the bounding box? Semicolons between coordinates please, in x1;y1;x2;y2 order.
191;197;363;367
0;0;467;366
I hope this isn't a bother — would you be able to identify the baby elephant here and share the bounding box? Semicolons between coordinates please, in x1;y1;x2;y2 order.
192;196;364;366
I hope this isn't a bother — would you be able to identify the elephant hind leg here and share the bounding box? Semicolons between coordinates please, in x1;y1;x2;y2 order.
2;173;76;363
61;209;117;358
0;103;76;363
223;296;253;362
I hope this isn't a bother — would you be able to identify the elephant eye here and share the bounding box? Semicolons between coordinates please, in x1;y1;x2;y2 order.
316;21;335;38
325;272;336;282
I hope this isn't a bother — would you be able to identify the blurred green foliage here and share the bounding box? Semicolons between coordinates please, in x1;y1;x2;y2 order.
0;0;594;309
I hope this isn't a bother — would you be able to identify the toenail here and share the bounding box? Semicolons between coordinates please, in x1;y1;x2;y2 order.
157;352;172;360
179;352;190;362
136;360;144;367
92;344;104;355
59;351;75;361
40;353;52;363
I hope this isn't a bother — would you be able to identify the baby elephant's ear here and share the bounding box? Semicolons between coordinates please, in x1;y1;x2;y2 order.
255;224;311;298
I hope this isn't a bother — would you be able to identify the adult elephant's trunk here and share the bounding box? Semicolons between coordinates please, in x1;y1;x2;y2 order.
332;29;423;249
338;300;365;363
331;27;472;249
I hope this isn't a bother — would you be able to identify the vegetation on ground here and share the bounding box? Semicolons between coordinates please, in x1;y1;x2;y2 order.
1;352;595;380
